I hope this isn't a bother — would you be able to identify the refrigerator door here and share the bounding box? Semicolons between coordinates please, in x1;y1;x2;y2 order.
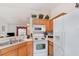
54;9;79;56
63;10;79;56
53;16;65;56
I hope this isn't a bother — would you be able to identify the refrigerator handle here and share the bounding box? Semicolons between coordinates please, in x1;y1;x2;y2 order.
54;35;60;40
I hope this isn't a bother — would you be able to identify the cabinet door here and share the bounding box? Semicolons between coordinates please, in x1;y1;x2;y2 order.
18;46;26;56
26;41;33;56
18;44;27;56
1;49;17;56
0;45;17;55
32;19;41;25
48;41;53;56
43;20;53;32
48;44;53;56
49;21;53;32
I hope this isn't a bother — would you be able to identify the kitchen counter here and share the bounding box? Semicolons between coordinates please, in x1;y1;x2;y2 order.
0;38;53;50
0;39;32;50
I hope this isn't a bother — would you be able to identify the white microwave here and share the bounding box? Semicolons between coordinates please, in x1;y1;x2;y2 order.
33;25;46;32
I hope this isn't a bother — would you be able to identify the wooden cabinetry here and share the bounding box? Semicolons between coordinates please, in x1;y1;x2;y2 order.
32;19;53;32
18;42;27;56
0;40;53;56
0;41;33;56
1;49;17;56
48;41;53;56
0;46;18;56
26;41;33;56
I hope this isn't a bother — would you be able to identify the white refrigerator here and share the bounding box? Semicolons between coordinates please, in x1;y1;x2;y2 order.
54;9;79;56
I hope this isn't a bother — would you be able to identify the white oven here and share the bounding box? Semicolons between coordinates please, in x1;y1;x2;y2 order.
33;40;48;56
32;25;48;56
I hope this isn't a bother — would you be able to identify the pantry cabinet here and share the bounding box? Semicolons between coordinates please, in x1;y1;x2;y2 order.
48;41;53;56
32;19;53;32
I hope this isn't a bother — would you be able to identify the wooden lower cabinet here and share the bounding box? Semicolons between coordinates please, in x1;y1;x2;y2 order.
18;41;33;56
0;46;18;56
26;41;33;56
18;42;27;56
48;41;53;56
0;40;53;56
0;41;33;56
18;46;27;56
1;49;17;56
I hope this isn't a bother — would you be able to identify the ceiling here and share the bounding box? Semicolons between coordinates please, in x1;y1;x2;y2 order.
0;3;60;10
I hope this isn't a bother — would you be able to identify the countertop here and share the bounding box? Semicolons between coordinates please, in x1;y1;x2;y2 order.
0;38;53;50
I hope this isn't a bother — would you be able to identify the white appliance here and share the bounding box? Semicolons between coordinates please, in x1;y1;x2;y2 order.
33;40;48;56
53;15;65;56
54;9;79;56
32;25;48;56
33;25;45;33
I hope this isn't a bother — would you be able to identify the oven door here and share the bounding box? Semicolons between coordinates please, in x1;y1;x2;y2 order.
33;40;48;53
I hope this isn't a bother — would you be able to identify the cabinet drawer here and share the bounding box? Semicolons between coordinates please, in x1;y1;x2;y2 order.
0;46;15;54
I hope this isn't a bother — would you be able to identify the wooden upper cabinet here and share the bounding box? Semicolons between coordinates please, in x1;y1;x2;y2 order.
32;19;53;32
49;20;53;32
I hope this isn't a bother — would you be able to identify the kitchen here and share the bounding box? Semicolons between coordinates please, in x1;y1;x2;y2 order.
0;3;53;56
0;3;78;56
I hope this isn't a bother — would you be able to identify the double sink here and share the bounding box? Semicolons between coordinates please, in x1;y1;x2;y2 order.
0;37;24;46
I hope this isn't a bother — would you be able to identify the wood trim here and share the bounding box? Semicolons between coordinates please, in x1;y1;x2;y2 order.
50;12;66;21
